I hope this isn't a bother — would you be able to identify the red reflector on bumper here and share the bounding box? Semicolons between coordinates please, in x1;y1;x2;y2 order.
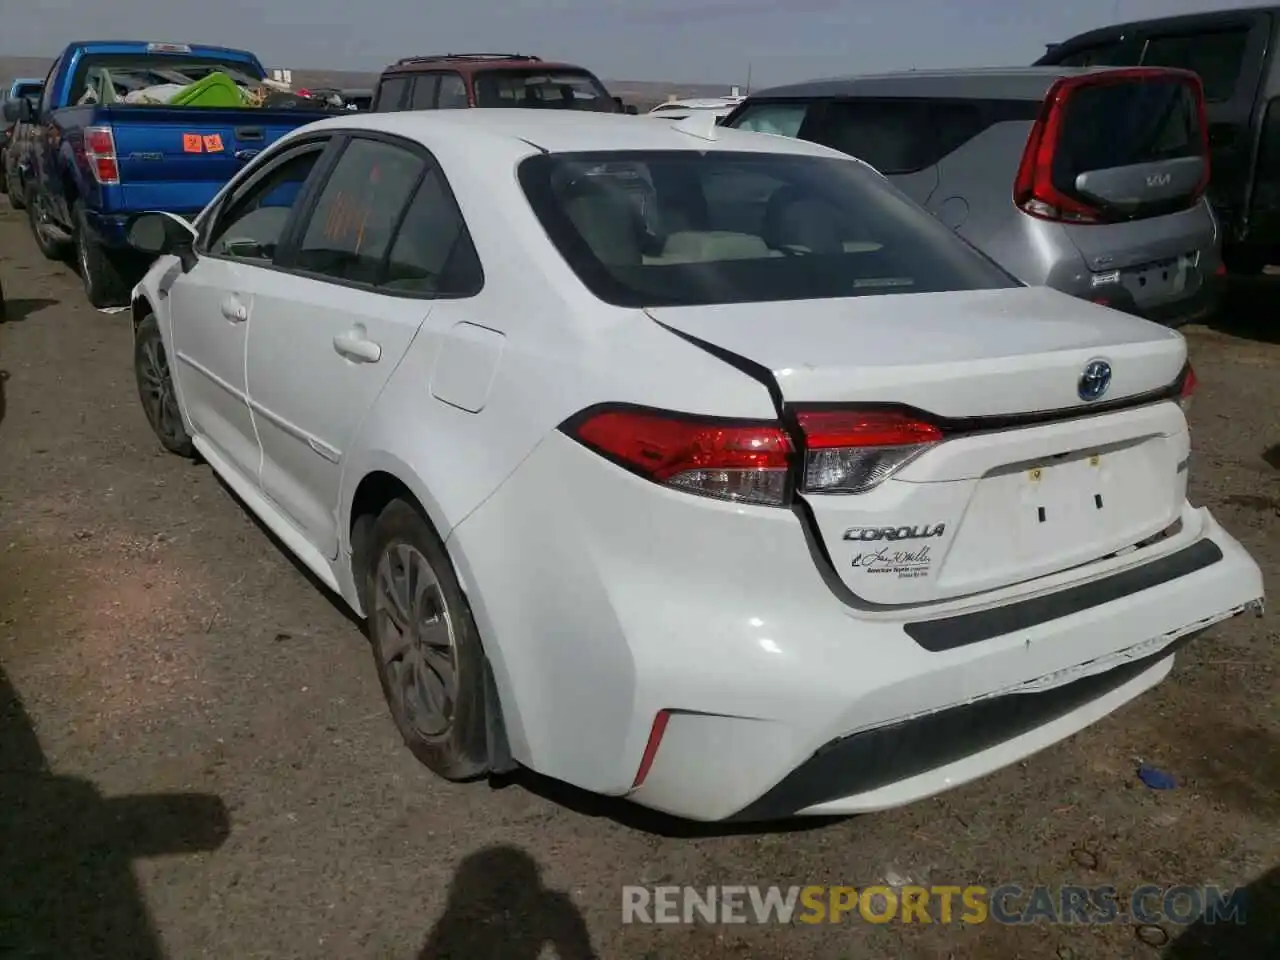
632;710;671;789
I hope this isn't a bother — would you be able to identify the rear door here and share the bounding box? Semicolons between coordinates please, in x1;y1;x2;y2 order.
1136;13;1273;240
245;134;477;559
804;98;940;205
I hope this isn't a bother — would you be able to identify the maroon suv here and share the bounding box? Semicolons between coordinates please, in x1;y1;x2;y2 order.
372;53;627;113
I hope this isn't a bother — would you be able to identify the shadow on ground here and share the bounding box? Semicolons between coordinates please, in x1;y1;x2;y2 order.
0;664;231;958
1164;865;1280;957
1207;275;1280;344
0;296;58;324
419;845;597;960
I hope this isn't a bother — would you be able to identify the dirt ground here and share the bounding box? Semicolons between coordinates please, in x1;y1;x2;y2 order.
0;196;1276;960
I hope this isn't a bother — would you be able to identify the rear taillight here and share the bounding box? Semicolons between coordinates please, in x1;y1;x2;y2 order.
1178;363;1197;414
1013;68;1209;225
84;125;119;185
795;409;943;495
567;407;794;506
566;405;945;505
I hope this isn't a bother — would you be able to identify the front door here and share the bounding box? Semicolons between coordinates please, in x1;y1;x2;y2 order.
169;137;333;484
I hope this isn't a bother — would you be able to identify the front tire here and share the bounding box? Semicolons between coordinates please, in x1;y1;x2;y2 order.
6;164;25;209
364;499;490;781
26;186;67;261
134;312;195;458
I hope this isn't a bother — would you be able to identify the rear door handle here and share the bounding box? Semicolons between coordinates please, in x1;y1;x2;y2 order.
333;331;381;363
220;296;248;322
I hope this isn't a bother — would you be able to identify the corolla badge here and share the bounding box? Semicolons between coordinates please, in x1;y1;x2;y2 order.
1078;358;1112;402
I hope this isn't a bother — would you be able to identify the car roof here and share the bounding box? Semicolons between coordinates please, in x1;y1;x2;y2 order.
1049;5;1280;51
287;108;854;161
381;55;596;77
745;65;1129;102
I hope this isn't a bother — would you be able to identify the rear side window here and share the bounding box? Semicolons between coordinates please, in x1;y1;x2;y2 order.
375;76;409;111
411;75;438;109
383;170;483;296
518;150;1018;308
1052;76;1202;190
813;100;934;174
294;138;425;284
1141;30;1248;102
438;73;468;108
727;102;808;138
472;69;613;111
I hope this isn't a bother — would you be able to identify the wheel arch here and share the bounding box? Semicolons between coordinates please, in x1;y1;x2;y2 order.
344;459;522;772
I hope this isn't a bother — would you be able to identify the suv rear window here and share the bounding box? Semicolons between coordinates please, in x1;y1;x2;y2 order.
518;150;1018;308
1052;75;1203;199
473;69;613;110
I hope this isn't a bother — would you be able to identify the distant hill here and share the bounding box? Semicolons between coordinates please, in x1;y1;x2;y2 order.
0;56;735;113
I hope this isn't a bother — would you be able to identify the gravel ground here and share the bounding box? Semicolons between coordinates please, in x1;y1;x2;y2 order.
0;197;1277;960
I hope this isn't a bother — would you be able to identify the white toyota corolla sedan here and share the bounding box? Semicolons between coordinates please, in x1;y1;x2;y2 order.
125;108;1265;822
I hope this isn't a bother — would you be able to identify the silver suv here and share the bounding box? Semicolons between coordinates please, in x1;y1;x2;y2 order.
721;66;1221;326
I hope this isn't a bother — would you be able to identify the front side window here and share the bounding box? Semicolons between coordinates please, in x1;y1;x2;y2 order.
725;101;809;138
519;150;1018;308
815;99;934;174
204;147;324;262
294;138;425;284
437;73;468;109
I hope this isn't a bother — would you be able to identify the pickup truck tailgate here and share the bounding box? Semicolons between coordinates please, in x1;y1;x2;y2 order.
104;105;324;213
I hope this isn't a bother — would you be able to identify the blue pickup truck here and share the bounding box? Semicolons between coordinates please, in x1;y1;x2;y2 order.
15;41;329;307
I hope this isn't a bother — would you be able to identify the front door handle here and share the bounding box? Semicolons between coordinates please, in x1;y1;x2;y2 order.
333;330;381;363
220;296;248;322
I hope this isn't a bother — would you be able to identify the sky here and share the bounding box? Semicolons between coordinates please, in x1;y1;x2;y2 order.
0;0;1267;86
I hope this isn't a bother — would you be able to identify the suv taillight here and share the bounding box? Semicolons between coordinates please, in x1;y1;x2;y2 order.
1013;68;1210;225
84;125;119;185
563;405;945;506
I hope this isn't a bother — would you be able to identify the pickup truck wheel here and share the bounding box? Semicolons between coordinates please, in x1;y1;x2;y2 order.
134;312;195;458
74;200;132;309
0;149;8;195
26;187;68;261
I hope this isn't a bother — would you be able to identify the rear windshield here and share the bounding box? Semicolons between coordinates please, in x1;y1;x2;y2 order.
518;150;1019;308
70;54;264;106
1052;76;1202;193
13;82;42;100
473;69;613;111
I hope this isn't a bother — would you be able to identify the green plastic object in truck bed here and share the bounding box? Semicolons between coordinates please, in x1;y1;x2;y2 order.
167;72;247;108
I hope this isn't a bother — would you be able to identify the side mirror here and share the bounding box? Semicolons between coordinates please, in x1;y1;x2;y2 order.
2;100;18;124
126;211;199;273
626;104;638;115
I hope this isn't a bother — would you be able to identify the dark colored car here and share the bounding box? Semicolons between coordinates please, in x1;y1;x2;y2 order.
372;53;621;113
1037;5;1280;275
1;78;43;199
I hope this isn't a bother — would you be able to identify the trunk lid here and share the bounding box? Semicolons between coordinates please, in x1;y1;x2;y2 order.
647;286;1190;605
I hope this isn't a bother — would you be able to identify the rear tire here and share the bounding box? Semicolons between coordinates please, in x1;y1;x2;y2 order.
74;200;133;308
6;165;25;209
26;186;67;261
134;312;195;458
0;149;8;195
364;499;490;781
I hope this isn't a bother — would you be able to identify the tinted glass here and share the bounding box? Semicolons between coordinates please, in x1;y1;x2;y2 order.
1142;30;1248;102
411;75;438;109
519;150;1018;309
816;100;933;174
295;139;425;284
438;73;468;109
472;69;613;110
1052;76;1202;194
14;83;42;100
726;102;808;137
375;77;409;111
383;170;483;296
205;149;322;261
1055;43;1128;67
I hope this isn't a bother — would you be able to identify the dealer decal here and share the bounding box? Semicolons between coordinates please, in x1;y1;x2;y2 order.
844;523;946;580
